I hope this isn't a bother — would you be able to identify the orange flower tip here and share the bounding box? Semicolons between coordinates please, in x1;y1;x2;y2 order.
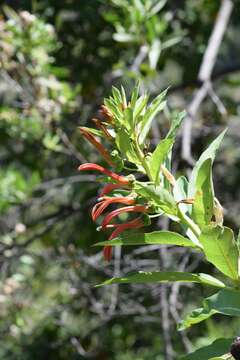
78;164;87;171
177;198;195;205
78;163;99;171
100;105;113;119
160;165;176;186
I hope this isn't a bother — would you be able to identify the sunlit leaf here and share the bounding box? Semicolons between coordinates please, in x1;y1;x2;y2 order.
178;307;217;331
149;138;173;182
180;338;233;360
135;182;178;217
96;271;226;288
179;288;240;330
173;176;189;214
116;127;139;163
112;86;122;103
139;89;167;143
130;83;140;108
166;110;186;139
200;226;238;280
192;158;214;227
188;129;227;197
95;230;198;248
148;39;161;69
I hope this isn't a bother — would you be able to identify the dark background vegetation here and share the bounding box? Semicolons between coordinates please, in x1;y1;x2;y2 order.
0;0;240;359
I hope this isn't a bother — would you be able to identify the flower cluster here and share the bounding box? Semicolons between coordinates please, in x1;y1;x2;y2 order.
78;104;149;261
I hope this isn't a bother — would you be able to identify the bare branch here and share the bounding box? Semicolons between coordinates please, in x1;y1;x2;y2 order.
181;0;233;164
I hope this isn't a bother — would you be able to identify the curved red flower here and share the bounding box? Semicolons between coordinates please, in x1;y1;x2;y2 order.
78;163;130;185
101;205;148;230
103;217;145;261
80;127;113;166
91;118;113;141
100;105;113;122
91;196;135;221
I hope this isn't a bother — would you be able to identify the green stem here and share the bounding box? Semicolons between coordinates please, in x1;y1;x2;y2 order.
178;206;201;238
133;135;153;182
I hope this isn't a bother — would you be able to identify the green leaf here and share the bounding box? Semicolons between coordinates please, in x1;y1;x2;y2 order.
115;127;139;164
120;85;127;108
205;288;240;316
79;127;104;138
188;129;227;197
173;176;189;214
148;0;167;17
179;288;240;330
180;338;233;360
149;138;174;182
236;229;240;251
192;158;214;227
148;39;161;69
113;32;136;42
124;107;134;130
166;110;186;139
130;83;140;108
139;89;167;143
200;226;239;280
135;182;178;217
133;94;149;120
104;98;122;123
95;230;197;248
178;307;217;331
112;86;122;104
96;271;226;288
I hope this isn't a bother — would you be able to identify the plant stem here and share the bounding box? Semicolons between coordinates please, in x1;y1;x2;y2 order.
133;135;154;182
177;206;201;238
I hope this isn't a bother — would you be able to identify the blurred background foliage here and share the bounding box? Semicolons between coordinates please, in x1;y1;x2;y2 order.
0;1;240;359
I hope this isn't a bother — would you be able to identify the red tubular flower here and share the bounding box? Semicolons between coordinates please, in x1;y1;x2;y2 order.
91;118;113;141
78;163;129;185
100;105;113;122
91;196;135;221
103;246;112;262
108;217;144;239
101;205;148;229
103;217;144;261
80;127;113;166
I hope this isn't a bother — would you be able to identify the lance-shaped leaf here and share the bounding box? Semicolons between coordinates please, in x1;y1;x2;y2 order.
178;307;217;331
130;83;140;108
179;288;240;331
200;225;239;280
135;182;178;217
149;138;174;182
111;86;122;104
166;110;186;139
180;338;233;360
124;107;134;130
96;271;226;288
104;98;122;124
148;39;161;69
95;230;198;248
188;129;227;198
192;158;214;227
79;127;104;138
139;89;167;144
115;127;139;164
133;94;149;120
173;176;189;214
